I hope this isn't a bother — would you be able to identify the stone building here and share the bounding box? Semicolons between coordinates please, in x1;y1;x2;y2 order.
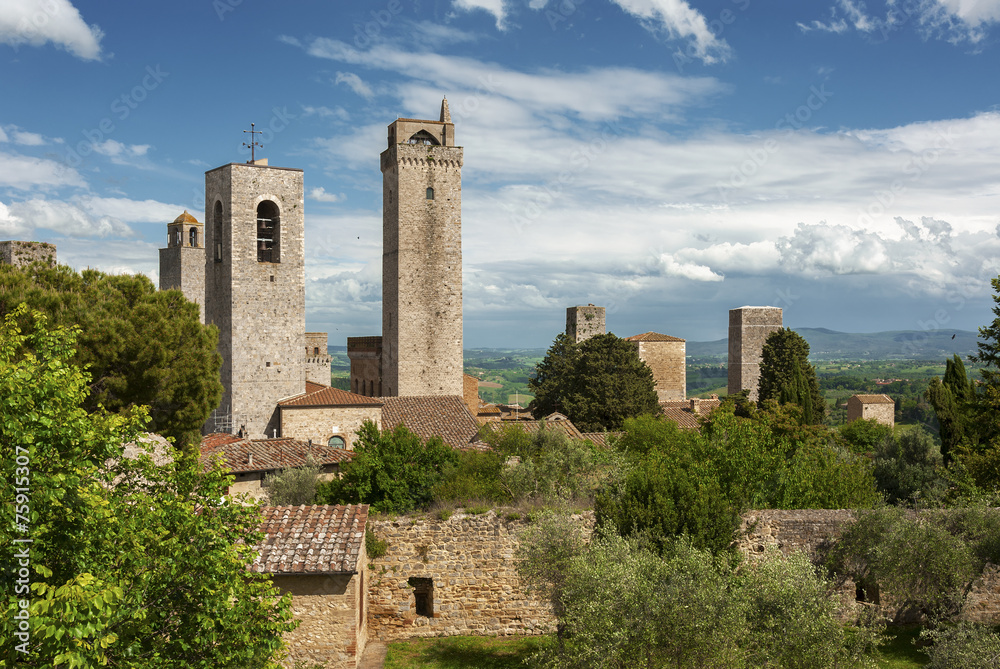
347;336;383;397
158;211;206;322
566;304;606;343
253;505;369;669
846;394;895;428
728;306;783;401
203;160;306;438
349;100;464;398
278;385;383;450
304;332;333;386
625;332;686;401
0;240;56;268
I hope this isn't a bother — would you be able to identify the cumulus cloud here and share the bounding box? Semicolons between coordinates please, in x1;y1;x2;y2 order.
334;72;375;99
5;199;135;238
309;187;344;203
609;0;732;64
452;0;509;30
92;140;150;162
0;151;86;190
0;0;103;60
75;196;186;223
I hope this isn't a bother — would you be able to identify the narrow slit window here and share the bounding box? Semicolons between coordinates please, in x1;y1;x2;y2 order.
426;187;434;200
189;227;198;247
213;201;224;262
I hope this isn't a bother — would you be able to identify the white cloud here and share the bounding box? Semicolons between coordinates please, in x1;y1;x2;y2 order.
0;151;86;190
452;0;509;30
5;199;135;238
309;187;344;203
334;72;375;99
92;139;150;159
0;127;8;142
302;105;350;121
75;196;186;223
656;253;724;281
801;0;1000;43
12;130;45;145
0;0;103;60
609;0;732;64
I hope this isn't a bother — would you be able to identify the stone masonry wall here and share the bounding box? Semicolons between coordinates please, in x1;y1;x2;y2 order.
348;336;382;396
566;305;606;343
159;245;206;323
728;306;782;401
637;340;686;401
280;405;382;449
381;129;463;398
846;398;896;428
0;240;56;268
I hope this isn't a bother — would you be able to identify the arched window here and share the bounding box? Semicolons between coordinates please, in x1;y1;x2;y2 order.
407;130;439;146
426;187;434;200
213;201;223;262
174;229;182;246
189;227;198;247
328;435;346;449
256;200;280;263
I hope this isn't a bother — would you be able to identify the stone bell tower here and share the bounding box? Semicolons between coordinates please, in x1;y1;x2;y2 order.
380;99;464;397
158;210;205;322
204;159;305;437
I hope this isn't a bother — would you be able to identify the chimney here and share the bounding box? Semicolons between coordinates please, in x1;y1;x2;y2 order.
248;451;253;467
690;398;702;414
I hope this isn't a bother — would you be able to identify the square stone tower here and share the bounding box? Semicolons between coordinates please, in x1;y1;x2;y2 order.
380;99;463;397
158;210;205;323
566;304;606;343
1;240;56;268
204;161;305;437
728;306;782;401
625;332;686;401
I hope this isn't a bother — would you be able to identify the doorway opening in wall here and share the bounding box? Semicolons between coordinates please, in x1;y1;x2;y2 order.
408;577;433;617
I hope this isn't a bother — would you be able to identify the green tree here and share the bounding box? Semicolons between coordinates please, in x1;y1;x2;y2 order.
528;333;660;432
0;263;222;450
872;430;947;506
0;307;294;668
758;328;826;424
263;455;320;505
927;354;978;464
315;421;458;513
840;417;894;455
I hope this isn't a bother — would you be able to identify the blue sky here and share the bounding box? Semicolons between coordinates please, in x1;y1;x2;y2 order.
2;0;999;349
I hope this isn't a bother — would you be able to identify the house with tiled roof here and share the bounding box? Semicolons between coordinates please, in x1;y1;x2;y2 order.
278;383;383;450
624;331;686;402
661;396;723;430
379;395;485;450
846;394;895;428
254;504;369;668
199;435;354;499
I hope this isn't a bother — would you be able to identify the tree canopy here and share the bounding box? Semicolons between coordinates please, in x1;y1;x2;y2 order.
0;263;222;450
528;332;660;432
757;328;826;424
0;307;294;668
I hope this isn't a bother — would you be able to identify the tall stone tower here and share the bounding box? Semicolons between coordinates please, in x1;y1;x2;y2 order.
380;99;463;397
158;211;206;322
727;306;782;401
566;304;606;343
204;160;305;437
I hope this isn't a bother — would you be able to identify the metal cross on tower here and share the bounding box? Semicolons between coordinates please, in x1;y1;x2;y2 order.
243;123;263;163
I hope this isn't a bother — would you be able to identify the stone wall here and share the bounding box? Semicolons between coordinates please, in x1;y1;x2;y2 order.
159;246;206;323
304;332;333;386
381;118;463;398
272;543;367;668
728;306;782;400
280;405;382;449
846;397;896;428
635;339;686;401
463;373;480;416
348;336;382;397
566;305;606;343
0;240;56;268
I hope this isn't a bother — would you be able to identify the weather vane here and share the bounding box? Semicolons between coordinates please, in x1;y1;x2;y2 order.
243;123;263;163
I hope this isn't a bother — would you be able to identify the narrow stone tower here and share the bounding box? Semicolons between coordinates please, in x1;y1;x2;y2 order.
727;306;783;401
380;99;464;397
158;211;206;322
204;160;305;437
566;304;606;343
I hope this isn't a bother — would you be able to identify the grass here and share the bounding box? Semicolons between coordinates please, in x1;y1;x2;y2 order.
384;634;551;669
875;626;929;668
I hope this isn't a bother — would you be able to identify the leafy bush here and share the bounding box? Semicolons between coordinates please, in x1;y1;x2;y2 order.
365;528;388;559
873;429;947;505
921;622;1000;669
841;418;894;454
263;455;320;506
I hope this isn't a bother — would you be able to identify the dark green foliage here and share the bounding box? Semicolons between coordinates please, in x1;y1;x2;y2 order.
528;332;660;432
971;275;1000;394
365;528;388;559
0;308;294;668
921;623;1000;669
758;328;826;424
873;430;947;505
841;418;894;455
316;421;458;513
431;449;508;504
0;263;222;450
927;354;978;463
263;455;320;506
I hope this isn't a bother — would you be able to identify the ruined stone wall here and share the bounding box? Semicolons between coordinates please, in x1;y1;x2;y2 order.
636;340;686;401
0;240;56;268
204;163;305;438
280;405;382;449
381;133;463;398
272;543;367;668
566;305;605;343
728;306;782;401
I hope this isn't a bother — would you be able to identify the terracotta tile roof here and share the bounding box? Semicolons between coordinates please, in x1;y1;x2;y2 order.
851;394;895;404
252;505;368;575
478;404;502;416
200;436;354;473
305;380;327;394
660;398;723;430
279;386;383;407
481;417;586;441
624;332;685;342
201;432;244;450
379;395;480;449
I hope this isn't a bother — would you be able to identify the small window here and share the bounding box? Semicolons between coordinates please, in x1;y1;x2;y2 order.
256;200;280;263
213;201;224;262
408;577;433;617
328;435;346;449
189;227;198;247
426;187;434;200
313;346;320;356
174;229;182;246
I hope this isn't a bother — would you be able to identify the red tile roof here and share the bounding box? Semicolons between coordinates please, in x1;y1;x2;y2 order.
851;394;895;404
624;332;685;342
279;386;383;407
660;398;723;430
252;505;368;575
305;380;327;394
200;436;354;473
379;395;480;449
